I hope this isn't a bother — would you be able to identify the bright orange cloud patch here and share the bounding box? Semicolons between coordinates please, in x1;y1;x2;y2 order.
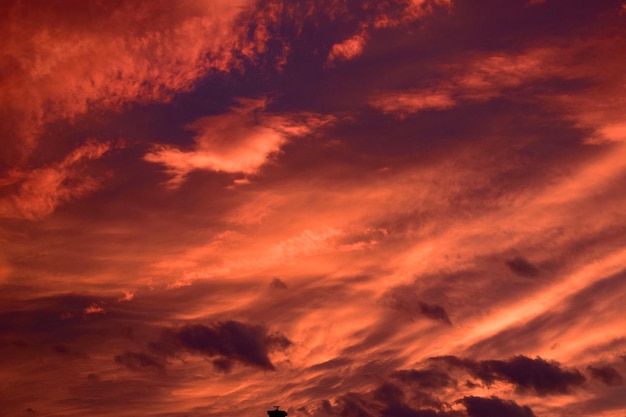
145;99;335;186
0;140;112;220
327;32;368;63
0;0;252;162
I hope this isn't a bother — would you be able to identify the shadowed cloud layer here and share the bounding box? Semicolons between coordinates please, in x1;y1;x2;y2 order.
461;396;535;417
2;1;626;417
154;321;292;371
114;321;291;374
434;355;587;395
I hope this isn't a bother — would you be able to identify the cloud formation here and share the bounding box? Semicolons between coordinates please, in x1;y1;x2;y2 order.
587;365;623;386
505;257;540;278
435;355;586;395
148;321;292;372
2;1;626;417
0;140;112;220
328;32;368;63
145;99;335;186
369;48;560;117
461;396;535;417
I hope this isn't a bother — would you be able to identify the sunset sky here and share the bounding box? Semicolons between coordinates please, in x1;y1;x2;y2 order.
2;1;626;416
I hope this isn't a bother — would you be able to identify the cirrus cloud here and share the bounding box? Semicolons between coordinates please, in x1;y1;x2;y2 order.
0;140;112;220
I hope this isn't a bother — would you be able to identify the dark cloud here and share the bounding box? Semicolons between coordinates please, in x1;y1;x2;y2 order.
51;343;83;357
212;357;235;373
375;383;451;417
0;292;140;364
485;356;586;394
587;365;623;386
461;396;535;417
0;293;113;337
385;289;452;325
505;257;540;277
391;369;453;389
418;302;452;325
270;278;288;289
434;355;586;395
114;351;165;372
151;320;291;371
335;386;457;417
321;399;334;415
336;393;375;417
374;382;405;407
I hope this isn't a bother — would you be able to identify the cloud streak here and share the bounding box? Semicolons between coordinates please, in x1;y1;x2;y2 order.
0;140;112;220
145;99;335;186
2;1;626;417
150;321;292;371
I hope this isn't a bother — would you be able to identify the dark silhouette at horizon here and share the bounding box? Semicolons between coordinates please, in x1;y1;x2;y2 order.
268;406;288;417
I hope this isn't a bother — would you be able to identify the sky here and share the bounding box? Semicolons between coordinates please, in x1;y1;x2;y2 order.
1;1;626;416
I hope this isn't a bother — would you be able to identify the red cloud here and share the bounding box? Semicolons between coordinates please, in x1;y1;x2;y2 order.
0;140;112;220
370;48;556;116
144;99;335;187
328;32;368;63
0;0;254;162
370;90;456;116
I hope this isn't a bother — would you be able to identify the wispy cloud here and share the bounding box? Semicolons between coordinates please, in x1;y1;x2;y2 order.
145;99;335;186
370;48;557;116
0;0;256;162
0;140;112;220
2;2;626;417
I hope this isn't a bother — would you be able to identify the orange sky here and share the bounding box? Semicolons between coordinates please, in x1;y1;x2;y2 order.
1;1;626;417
